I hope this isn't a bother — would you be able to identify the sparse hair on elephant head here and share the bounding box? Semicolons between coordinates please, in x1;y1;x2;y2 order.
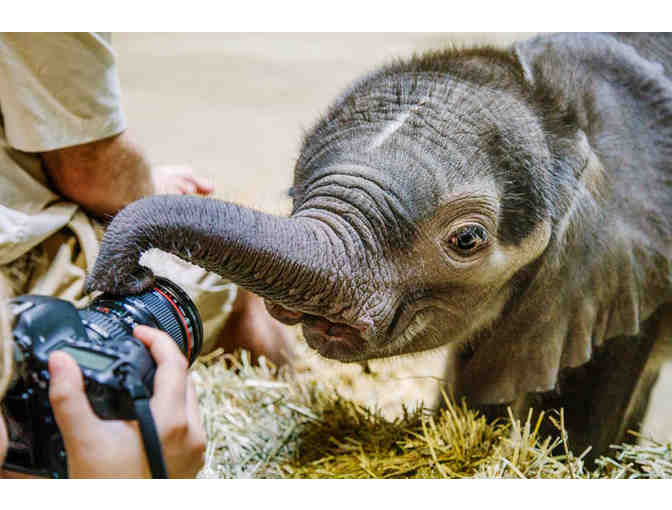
86;33;672;461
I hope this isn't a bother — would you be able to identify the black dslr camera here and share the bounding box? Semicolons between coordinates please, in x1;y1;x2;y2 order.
1;277;203;478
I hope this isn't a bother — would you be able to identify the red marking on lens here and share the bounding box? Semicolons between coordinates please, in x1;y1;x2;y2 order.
154;287;193;360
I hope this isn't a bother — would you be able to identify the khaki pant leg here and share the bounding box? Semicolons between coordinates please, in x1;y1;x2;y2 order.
0;210;102;306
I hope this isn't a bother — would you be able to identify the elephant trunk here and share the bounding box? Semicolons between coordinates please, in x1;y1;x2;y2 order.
86;195;353;314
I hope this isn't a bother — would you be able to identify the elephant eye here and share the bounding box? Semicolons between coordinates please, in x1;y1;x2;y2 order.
446;224;488;255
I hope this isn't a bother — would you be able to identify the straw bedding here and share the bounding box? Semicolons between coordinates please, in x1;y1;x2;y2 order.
191;340;672;479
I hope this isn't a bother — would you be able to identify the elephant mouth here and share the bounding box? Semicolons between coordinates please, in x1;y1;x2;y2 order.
266;302;368;360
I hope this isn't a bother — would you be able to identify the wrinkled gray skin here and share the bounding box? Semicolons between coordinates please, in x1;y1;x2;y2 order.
87;33;672;461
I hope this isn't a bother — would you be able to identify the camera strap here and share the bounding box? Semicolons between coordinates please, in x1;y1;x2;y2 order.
133;397;168;479
123;376;168;479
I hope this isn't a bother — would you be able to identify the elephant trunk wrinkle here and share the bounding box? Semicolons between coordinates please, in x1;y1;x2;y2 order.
87;195;372;322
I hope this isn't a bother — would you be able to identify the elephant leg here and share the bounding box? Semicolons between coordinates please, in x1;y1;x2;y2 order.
444;307;670;464
526;308;669;463
461;354;655;464
636;306;672;443
621;361;661;439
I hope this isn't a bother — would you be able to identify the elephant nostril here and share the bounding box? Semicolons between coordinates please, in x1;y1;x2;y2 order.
264;301;369;341
303;314;363;340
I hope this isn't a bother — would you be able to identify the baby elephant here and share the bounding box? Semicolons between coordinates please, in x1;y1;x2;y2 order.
88;33;672;461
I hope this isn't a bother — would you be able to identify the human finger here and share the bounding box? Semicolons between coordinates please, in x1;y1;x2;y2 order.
195;179;214;195
177;179;197;194
48;351;102;445
184;174;214;195
185;376;205;441
170;377;206;478
132;326;188;421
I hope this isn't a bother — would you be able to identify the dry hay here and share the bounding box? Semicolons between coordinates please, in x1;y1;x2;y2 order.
191;348;672;479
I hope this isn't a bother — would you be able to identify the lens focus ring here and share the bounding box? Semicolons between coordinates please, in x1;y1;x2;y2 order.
133;290;187;354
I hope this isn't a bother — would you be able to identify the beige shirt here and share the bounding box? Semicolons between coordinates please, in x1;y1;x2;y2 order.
0;33;126;265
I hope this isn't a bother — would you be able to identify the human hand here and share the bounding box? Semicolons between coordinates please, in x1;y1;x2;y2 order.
151;164;214;196
48;325;206;478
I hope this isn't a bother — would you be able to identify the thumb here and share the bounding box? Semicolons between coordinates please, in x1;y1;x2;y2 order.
48;351;100;445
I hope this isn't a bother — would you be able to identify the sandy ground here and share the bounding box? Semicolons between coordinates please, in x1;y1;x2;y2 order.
112;33;672;442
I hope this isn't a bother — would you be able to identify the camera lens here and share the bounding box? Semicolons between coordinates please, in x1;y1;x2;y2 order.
78;277;203;364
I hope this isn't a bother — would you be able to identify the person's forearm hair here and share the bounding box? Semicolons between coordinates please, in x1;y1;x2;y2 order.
41;131;155;218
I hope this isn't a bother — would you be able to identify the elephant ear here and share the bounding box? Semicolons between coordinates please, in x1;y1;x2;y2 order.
456;127;671;405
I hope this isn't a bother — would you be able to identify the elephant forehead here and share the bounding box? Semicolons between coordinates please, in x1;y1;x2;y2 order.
299;71;544;169
301;93;548;204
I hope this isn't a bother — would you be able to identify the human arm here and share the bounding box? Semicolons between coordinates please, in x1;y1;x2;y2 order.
41;132;214;218
47;325;206;478
41;131;153;218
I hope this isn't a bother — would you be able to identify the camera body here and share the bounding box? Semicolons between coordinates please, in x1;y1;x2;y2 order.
1;277;202;478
